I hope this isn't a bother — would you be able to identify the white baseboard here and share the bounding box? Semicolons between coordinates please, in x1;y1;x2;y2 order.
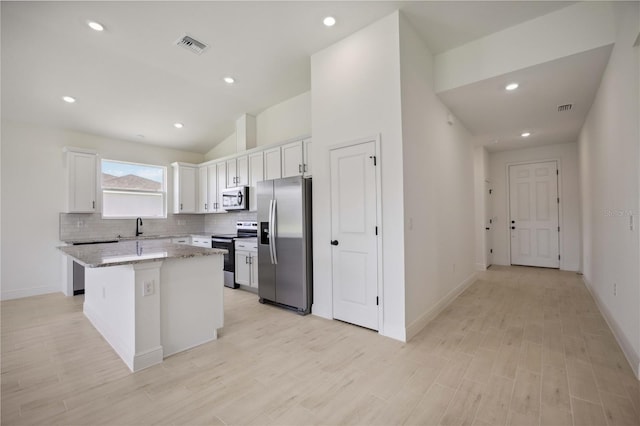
133;346;164;371
406;272;478;342
380;325;407;343
311;304;332;320
1;286;60;301
475;263;487;271
583;276;640;380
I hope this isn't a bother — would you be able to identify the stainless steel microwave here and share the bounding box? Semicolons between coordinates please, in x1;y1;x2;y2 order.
222;186;249;211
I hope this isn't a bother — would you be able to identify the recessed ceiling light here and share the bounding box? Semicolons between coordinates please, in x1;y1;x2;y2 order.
87;21;104;32
521;132;531;138
62;96;76;103
505;83;519;91
323;16;336;27
223;77;235;84
174;123;184;129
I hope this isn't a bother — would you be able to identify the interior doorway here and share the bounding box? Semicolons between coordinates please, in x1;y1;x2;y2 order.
508;161;560;268
329;140;380;331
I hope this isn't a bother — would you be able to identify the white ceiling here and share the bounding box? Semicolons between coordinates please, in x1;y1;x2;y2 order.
438;44;613;152
1;1;575;154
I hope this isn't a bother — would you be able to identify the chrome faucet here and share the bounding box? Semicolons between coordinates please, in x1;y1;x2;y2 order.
136;217;143;237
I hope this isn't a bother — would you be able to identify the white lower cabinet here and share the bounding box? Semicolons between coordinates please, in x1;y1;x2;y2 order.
234;240;258;288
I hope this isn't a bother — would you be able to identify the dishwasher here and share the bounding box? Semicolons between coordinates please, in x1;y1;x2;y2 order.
70;240;117;295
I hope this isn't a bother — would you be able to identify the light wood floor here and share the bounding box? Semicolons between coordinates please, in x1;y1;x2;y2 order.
2;266;639;425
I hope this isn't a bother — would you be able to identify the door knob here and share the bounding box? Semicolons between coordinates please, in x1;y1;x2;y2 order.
330;240;339;246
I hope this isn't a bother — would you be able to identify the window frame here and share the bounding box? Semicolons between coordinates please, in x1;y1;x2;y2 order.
100;159;168;219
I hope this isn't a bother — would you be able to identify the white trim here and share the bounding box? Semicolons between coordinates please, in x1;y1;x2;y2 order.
475;262;487;271
63;146;97;155
1;286;60;301
583;276;640;380
328;134;384;333
406;272;478;342
161;331;217;358
133;346;164;372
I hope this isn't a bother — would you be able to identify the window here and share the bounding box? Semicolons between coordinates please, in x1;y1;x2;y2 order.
101;159;167;218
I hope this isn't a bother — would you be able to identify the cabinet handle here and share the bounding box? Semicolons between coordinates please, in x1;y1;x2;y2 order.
205;203;208;211
92;201;95;209
303;164;307;173
180;203;183;211
298;164;302;173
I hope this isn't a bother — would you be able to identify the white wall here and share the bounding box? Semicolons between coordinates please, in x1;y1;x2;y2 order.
474;146;490;270
204;91;311;161
0;121;203;300
578;1;639;378
311;11;406;340
399;14;477;339
204;133;236;161
256;91;311;147
488;143;581;272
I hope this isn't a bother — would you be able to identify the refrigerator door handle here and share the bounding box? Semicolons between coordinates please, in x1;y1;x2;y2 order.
268;200;275;264
271;199;278;265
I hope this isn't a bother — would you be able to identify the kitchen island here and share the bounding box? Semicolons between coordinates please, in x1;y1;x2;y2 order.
59;239;226;372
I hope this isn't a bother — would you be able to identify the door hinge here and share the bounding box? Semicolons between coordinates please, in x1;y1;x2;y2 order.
557;197;560;203
556;169;559;175
375;226;378;235
558;254;561;260
489;189;492;194
489;219;492;224
369;155;377;166
490;249;493;253
376;296;379;306
558;226;560;232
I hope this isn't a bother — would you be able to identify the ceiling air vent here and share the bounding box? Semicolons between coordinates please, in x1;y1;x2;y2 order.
557;104;573;112
175;34;209;55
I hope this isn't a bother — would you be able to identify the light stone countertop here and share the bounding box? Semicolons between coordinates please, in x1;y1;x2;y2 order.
61;234;196;244
58;239;227;268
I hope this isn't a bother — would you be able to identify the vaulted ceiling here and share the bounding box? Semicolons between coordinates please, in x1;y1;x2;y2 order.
2;1;581;153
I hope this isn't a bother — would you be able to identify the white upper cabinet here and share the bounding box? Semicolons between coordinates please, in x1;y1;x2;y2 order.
172;163;197;214
226;156;249;188
281;140;304;178
207;163;224;213
264;147;281;180
281;139;312;178
303;139;312;177
197;166;208;213
248;151;264;211
64;148;97;213
215;162;227;212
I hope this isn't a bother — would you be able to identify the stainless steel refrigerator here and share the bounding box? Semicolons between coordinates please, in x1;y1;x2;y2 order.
257;176;312;314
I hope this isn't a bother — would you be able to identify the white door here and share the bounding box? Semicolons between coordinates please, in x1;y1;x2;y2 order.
485;180;493;267
330;141;379;331
509;161;560;268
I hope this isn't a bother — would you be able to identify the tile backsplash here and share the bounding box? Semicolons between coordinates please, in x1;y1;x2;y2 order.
60;211;258;242
204;211;257;234
60;213;204;242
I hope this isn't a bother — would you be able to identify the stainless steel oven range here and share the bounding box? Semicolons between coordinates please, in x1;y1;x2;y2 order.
211;221;257;288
